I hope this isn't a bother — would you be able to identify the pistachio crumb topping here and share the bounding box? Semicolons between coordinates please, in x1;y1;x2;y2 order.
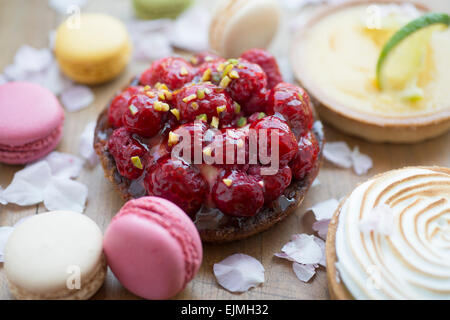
144;85;151;91
168;132;179;147
146;91;155;98
229;70;240;79
131;156;143;169
191;102;199;110
258;112;266;119
234;102;241;114
222;64;234;78
258;181;264;188
211;116;219;129
237;116;247;128
154;101;170;112
202;68;212;81
180;66;188;76
129;104;138;115
190;57;199;65
223;178;233;187
170;108;180;120
197;88;206;99
204;56;214;62
219;76;231;88
202;147;212;157
217;63;225;72
158;92;166;100
216;105;226;114
183;94;197;103
196;114;207;122
228;58;239;65
163;90;173;100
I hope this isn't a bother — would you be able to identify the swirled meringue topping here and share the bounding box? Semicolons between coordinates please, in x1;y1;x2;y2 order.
335;167;450;299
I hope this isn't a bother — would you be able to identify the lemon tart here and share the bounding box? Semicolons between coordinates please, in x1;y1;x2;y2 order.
291;1;450;143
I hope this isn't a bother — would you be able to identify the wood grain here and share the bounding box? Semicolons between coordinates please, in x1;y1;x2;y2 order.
0;0;448;300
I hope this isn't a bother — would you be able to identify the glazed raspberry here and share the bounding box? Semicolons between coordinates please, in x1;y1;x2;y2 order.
169;121;209;163
108;86;143;128
212;170;264;217
140;57;195;90
267;82;313;138
196;58;226;84
250;115;298;166
144;156;208;217
191;52;221;66
175;83;234;127
290;131;320;180
107;127;147;180
244;88;269;115
240;49;283;89
122;92;165;138
225;59;267;106
248;111;267;124
206;128;249;171
248;165;292;204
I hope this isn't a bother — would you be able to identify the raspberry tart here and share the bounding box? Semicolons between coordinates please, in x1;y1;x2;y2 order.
94;49;323;242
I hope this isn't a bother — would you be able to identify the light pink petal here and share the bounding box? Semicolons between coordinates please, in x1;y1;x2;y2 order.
313;236;326;267
292;263;316;282
3;63;28;81
0;186;6;205
0;74;7;85
213;254;265;293
307;198;339;221
14;45;52;73
312;218;330;240
351;146;373;175
48;0;87;13
127;19;172;34
133;34;173;61
43;177;88;213
360;204;394;235
44;151;84;179
311;178;321;187
169;4;210;52
79;121;99;167
282;234;322;265
60;85;94;112
0;226;14;262
38;62;73;95
2;161;52;206
323;141;352;168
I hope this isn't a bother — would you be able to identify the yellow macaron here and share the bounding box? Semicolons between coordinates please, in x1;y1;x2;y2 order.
55;13;132;85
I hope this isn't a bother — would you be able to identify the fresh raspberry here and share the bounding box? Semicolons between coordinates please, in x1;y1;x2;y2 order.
243;88;269;115
248;165;292;204
175;83;234;127
206;128;249;171
191;52;221;66
225;59;267;106
250;115;298;166
144;156;208;217
267;82;313;138
212;170;264;217
107;127;147;180
140;57;195;90
169;121;209;163
108;86;143;128
290;131;320;180
122;92;165;138
240;49;283;89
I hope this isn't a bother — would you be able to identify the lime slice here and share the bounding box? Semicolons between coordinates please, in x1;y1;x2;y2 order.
376;13;450;91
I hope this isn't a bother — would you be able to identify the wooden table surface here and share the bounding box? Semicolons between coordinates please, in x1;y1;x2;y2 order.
0;0;449;300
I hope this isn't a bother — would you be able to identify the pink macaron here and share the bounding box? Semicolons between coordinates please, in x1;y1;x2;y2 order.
103;196;203;300
0;82;65;165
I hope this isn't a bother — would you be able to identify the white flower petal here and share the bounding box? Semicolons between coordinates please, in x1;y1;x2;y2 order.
60;85;94;112
169;4;210;52
308;198;339;221
312;218;330;240
311;178;320;187
44;151;84;179
351;146;373;175
213;254;265;293
133;34;173;61
2;161;52;206
313;236;327;267
292;262;316;282
3;63;28;81
43;177;88;213
359;204;394;236
39;62;73;95
323;141;352;168
0;74;7;85
14;45;52;73
0;186;7;205
281;234;323;265
79;121;99;166
48;0;87;13
0;226;14;262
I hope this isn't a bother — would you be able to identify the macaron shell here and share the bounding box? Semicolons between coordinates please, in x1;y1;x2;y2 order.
0;82;64;146
133;0;193;19
104;213;186;300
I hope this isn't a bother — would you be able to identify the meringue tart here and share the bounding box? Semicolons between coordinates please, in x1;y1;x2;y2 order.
291;1;450;143
326;166;450;299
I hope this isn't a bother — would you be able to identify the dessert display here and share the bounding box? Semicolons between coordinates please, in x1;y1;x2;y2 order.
94;49;323;242
54;13;132;85
209;0;281;58
0;82;64;165
3;211;106;300
326;167;450;300
292;1;450;143
132;0;193;20
103;196;202;300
